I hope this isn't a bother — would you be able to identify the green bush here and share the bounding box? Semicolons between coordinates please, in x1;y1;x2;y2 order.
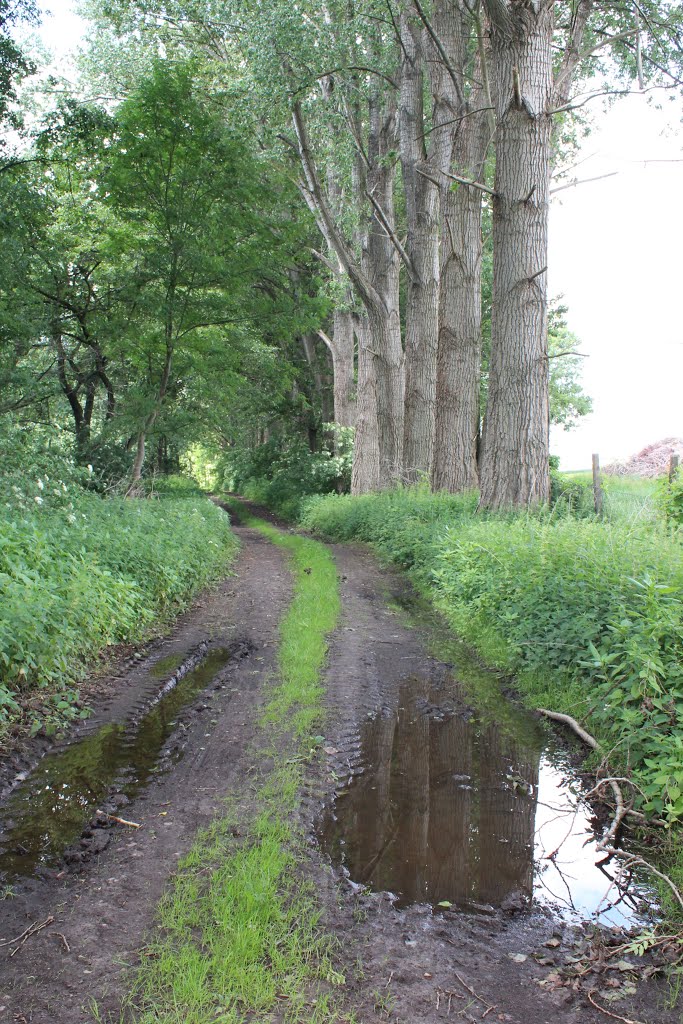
302;489;683;824
0;455;237;738
220;429;354;520
657;467;683;526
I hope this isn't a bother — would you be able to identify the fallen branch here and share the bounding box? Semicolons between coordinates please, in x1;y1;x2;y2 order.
604;850;683;912
96;809;141;828
538;708;683;910
536;709;626;841
0;915;54;956
586;990;645;1024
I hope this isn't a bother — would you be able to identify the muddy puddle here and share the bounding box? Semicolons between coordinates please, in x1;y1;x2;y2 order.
0;645;237;880
319;601;657;929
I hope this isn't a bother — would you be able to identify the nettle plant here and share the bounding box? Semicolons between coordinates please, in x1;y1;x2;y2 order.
657;467;683;528
582;576;683;822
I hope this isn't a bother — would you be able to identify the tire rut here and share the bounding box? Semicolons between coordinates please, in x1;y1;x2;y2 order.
0;524;291;1024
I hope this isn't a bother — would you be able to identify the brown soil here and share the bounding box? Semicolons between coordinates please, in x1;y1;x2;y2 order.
0;510;676;1024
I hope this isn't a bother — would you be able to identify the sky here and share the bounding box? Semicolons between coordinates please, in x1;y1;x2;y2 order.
27;1;683;471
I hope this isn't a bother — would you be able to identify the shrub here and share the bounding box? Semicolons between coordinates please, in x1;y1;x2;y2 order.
657;467;683;527
221;429;353;520
0;450;237;739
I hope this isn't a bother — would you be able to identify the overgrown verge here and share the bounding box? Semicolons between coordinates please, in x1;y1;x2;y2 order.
214;430;354;522
0;446;237;742
300;489;683;916
127;501;345;1024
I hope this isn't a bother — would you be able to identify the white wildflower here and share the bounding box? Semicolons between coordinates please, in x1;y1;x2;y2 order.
37;479;44;490
35;496;43;505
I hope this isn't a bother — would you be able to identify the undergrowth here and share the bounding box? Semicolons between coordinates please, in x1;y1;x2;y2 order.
128;501;345;1024
0;445;237;741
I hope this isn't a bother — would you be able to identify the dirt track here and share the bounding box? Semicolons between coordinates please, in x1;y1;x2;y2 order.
0;510;676;1024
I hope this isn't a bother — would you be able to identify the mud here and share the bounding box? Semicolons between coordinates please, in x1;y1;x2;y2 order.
0;642;250;880
0;509;676;1024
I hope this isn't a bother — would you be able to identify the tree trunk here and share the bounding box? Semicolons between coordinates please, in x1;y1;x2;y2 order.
432;66;490;493
330;308;356;427
351;315;381;494
479;2;554;508
293;97;403;489
129;431;146;486
399;7;440;483
362;93;404;489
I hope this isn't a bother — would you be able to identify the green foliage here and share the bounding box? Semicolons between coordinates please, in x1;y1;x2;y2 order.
549;468;596;519
302;489;683;825
222;428;353;521
0;428;237;740
657;468;683;526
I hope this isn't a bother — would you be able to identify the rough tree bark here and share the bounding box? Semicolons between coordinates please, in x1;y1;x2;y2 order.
350;314;381;494
324;307;356;428
399;0;464;483
478;0;555;508
432;11;491;493
293;95;404;491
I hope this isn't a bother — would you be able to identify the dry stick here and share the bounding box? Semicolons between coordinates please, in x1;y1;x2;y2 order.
2;916;55;957
586;990;645;1024
96;809;141;828
536;709;625;836
53;931;71;954
451;970;496;1016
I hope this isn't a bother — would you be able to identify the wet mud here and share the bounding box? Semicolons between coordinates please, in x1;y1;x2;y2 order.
0;642;251;880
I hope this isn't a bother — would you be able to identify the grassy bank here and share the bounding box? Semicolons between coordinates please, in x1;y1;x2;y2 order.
300;489;683;834
127;501;345;1024
0;472;237;742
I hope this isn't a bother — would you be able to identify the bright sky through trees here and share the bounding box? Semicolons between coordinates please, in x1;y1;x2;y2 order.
31;0;683;471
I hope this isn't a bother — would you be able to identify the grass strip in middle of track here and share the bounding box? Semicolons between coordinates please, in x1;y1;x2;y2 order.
125;501;347;1024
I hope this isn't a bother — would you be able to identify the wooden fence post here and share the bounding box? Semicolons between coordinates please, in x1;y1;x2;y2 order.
669;454;680;483
592;453;603;516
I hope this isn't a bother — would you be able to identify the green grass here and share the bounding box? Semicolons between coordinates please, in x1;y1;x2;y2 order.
127;500;346;1024
0;483;237;741
225;500;340;739
562;471;660;524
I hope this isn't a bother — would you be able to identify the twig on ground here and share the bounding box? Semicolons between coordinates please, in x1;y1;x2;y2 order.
436;987;464;1014
586;990;645;1024
0;915;55;956
53;931;70;953
96;809;141;828
452;970;496;1016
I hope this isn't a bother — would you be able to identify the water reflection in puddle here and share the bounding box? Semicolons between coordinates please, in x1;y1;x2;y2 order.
0;646;233;879
318;678;656;927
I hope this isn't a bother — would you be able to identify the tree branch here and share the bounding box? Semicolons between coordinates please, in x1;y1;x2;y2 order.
550;171;618;194
292;101;383;315
365;188;418;282
440;168;497;196
412;0;464;107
